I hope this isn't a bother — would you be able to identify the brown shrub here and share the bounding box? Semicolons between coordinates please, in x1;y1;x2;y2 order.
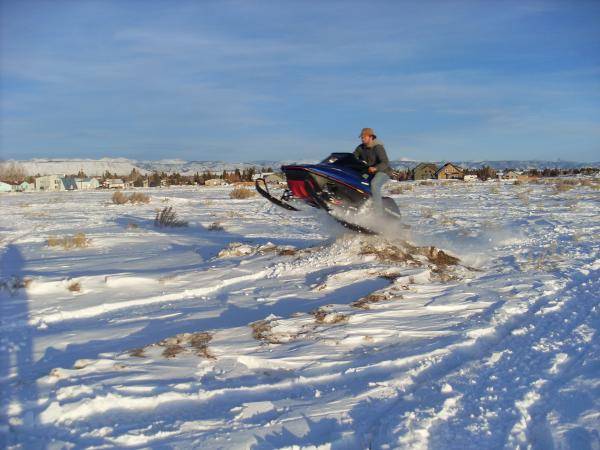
112;191;128;204
554;183;575;192
67;281;81;292
208;222;224;231
250;319;272;341
359;243;417;264
229;187;256;199
420;208;433;219
311;307;348;324
190;332;215;359
423;246;460;266
129;192;150;204
351;293;391;310
48;233;90;249
154;206;188;227
162;345;185;358
129;348;145;358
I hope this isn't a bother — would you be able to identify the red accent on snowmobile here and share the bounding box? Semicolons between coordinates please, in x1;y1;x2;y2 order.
287;179;311;199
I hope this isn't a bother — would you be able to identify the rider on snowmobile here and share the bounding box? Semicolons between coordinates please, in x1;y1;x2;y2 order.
353;128;392;214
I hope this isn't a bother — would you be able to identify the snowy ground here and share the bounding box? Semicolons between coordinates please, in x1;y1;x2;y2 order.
1;179;598;449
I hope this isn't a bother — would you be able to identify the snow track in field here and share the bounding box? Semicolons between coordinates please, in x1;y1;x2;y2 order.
1;181;598;448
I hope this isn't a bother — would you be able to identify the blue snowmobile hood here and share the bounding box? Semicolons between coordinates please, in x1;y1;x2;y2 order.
282;153;373;196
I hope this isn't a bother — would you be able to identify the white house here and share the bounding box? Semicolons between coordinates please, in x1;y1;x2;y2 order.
0;181;12;193
36;175;66;191
104;179;127;189
74;177;100;190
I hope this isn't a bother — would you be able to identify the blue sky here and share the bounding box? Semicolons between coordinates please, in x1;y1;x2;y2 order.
1;0;599;162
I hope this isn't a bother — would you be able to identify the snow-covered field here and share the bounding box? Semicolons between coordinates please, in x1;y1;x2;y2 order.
1;180;598;449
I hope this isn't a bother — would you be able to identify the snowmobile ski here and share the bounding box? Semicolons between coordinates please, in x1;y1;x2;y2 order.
255;178;299;211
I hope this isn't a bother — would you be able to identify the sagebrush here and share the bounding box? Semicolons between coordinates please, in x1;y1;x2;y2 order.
47;233;90;249
154;206;188;227
112;191;151;204
229;187;256;199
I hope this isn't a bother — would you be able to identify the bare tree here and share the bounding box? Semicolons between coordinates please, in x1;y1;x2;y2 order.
0;161;26;183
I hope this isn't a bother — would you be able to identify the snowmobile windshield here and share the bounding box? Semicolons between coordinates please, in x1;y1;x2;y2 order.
320;153;369;174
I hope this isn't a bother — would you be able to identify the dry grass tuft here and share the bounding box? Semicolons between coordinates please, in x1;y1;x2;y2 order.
112;191;128;204
208;222;224;231
155;206;188;228
359;243;417;264
127;222;139;229
422;246;460;266
249;319;293;344
129;348;146;358
250;319;274;342
420;208;433;219
420;180;435;186
47;233;90;249
229;187;256;199
129;192;151;204
351;292;394;310
113;191;151;204
311;307;348;324
189;332;215;359
141;331;216;359
67;281;81;292
554;183;575;193
431;267;459;283
162;345;185;358
278;248;297;256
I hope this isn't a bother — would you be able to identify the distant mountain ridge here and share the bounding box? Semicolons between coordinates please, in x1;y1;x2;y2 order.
4;157;598;176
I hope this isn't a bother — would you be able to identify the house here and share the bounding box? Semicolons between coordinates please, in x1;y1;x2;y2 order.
205;178;229;186
12;181;34;192
35;175;67;191
463;174;478;182
62;178;78;190
104;179;126;189
74;177;100;190
412;163;438;180
0;181;12;193
505;171;520;180
436;163;464;180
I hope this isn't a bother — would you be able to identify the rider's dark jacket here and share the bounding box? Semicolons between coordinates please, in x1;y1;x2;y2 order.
353;139;393;176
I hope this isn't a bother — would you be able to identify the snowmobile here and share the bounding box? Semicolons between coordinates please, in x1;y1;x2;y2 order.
255;153;400;234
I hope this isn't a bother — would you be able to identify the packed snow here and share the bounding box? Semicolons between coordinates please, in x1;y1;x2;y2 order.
1;179;598;449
